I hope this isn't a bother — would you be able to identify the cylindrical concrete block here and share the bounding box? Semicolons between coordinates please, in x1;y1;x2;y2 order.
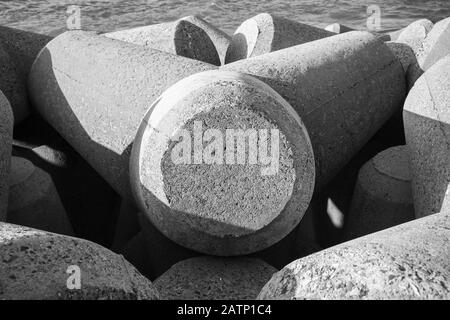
223;31;406;189
181;15;231;65
104;19;220;66
0;26;52;124
404;55;450;218
0;91;13;220
224;13;333;63
258;212;450;300
28;31;216;200
130;70;315;255
324;23;354;33
7;156;74;236
154;257;277;300
0;222;160;300
344;145;415;240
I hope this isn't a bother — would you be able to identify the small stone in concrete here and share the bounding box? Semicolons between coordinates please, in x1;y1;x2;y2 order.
155;256;277;300
7;156;74;236
344;145;415;240
0;222;160;299
104;19;220;66
0;90;13;220
225;13;333;63
258;212;450;300
403;55;450;218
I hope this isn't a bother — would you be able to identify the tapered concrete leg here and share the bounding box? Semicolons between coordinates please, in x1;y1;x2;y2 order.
344;145;415;240
181;15;231;65
223;31;406;189
7;157;74;236
404;55;450;218
258;212;450;300
225;13;333;63
325;23;354;33
104;19;220;66
0;26;52;124
111;199;140;251
130;70;315;255
0;222;159;299
154;257;277;300
417;17;450;70
28;31;216;200
0;91;13;220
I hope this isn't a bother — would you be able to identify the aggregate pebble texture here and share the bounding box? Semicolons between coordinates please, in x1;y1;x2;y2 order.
28;31;216;200
0;90;13;221
258;212;450;300
0;222;160;299
7;156;74;236
225;13;334;63
105;18;221;66
223;31;406;190
343;145;415;240
155;256;277;300
0;26;52;124
130;70;315;255
404;55;450;218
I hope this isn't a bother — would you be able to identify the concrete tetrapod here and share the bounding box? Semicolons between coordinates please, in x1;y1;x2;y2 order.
404;55;450;218
343;145;415;240
258;212;450;300
130;70;315;255
7;156;74;236
324;23;354;33
154;257;277;300
224;13;333;63
223;31;406;190
104;18;220;66
28;31;216;200
0;26;52;124
0;90;13;220
0;222;160;299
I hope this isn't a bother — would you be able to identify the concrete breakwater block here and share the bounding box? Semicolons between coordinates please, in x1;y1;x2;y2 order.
7;156;74;236
404;55;450;218
0;26;52;124
0;91;13;221
344;145;415;240
0;222;160;299
225;13;333;63
28;31;216;200
130;70;315;255
258;212;450;300
324;23;354;33
181;15;231;65
223;31;406;189
417;17;450;71
104;18;220;66
154;257;277;300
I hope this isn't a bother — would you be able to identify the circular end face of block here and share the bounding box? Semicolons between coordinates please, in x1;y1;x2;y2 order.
9;156;35;186
174;20;221;66
372;145;411;181
225;17;261;63
130;70;315;255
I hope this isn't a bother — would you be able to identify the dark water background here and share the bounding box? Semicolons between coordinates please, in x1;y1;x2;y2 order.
1;0;450;37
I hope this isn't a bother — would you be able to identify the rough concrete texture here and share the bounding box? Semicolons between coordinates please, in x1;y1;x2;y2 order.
0;91;13;221
324;23;354;33
403;55;450;218
417;17;450;70
105;19;220;66
225;13;334;63
0;222;160;299
344;145;415;240
0;26;52;124
7;157;74;236
258;212;450;300
130;70;315;255
28;31;216;200
181;15;231;65
155;256;277;300
0;45;28;124
223;31;406;190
